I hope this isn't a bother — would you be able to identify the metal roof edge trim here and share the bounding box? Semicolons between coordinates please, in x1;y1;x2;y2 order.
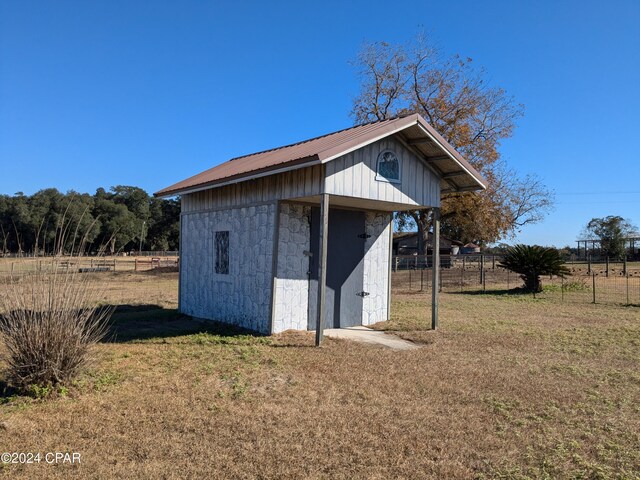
153;156;321;198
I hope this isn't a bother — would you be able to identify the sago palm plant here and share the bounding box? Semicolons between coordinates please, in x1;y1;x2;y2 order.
499;244;570;293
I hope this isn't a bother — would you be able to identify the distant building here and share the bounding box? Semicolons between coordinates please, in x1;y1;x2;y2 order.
461;243;481;254
393;232;463;255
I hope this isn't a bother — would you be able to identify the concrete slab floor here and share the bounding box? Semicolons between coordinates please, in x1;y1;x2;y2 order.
323;326;420;351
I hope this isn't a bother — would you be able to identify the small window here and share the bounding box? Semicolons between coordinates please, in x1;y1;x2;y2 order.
214;231;229;274
376;150;401;184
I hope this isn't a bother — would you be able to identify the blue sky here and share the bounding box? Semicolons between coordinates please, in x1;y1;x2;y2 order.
1;0;639;247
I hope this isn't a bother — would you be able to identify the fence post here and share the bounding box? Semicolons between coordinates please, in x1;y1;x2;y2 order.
460;266;464;293
587;255;591;275
409;269;412;290
135;258;138;271
11;262;14;274
420;268;424;292
480;254;484;285
623;255;627;275
394;256;399;272
605;257;609;278
592;273;596;304
492;255;496;270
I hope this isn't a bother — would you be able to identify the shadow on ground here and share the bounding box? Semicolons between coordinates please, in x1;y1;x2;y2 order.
106;304;265;343
0;380;21;402
450;288;533;296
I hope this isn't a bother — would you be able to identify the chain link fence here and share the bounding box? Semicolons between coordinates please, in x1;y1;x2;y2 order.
392;254;640;307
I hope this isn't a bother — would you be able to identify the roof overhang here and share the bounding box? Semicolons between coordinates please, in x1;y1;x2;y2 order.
395;115;487;193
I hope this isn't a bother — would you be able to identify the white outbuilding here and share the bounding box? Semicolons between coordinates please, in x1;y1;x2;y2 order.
155;114;486;344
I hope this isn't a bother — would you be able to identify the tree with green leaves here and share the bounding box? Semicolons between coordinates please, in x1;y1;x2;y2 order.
499;244;570;293
581;216;638;260
0;187;180;255
351;35;554;249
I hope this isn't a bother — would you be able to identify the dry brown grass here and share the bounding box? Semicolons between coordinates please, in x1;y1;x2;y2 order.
1;272;639;479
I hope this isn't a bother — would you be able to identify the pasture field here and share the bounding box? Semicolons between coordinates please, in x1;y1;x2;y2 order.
0;271;639;479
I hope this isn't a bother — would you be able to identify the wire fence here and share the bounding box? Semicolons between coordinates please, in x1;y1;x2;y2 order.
0;250;179;259
0;256;179;276
392;255;640;307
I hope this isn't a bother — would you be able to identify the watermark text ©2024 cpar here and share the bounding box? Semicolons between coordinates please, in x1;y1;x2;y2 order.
1;452;81;465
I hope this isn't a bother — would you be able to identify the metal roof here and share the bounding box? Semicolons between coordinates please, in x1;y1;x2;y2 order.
154;114;487;197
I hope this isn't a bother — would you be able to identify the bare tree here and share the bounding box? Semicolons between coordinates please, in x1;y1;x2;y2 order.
352;36;554;247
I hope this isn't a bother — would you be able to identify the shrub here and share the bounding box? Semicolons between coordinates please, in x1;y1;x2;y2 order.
499;244;571;293
0;256;113;391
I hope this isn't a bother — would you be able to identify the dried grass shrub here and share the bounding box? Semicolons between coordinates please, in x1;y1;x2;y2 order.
0;215;114;391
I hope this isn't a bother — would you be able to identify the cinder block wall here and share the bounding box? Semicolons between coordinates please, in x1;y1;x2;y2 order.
180;203;276;334
272;203;312;333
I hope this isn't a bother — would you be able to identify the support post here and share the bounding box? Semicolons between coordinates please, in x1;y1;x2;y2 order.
431;208;440;330
387;217;393;321
315;194;329;347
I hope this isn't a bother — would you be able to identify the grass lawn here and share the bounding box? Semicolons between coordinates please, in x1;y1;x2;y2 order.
1;272;639;479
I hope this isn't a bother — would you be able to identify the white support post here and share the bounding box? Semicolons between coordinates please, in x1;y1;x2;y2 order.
315;193;329;346
431;207;440;330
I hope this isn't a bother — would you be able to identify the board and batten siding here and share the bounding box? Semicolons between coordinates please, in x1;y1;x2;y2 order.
182;164;324;213
182;135;439;214
324;136;440;207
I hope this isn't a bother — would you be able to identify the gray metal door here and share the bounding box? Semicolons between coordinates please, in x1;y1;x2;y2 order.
308;207;365;329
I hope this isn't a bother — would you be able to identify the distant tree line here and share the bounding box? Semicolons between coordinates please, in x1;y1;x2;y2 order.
0;186;179;255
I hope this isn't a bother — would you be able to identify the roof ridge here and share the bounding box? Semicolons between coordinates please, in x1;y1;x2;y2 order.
228;114;412;162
